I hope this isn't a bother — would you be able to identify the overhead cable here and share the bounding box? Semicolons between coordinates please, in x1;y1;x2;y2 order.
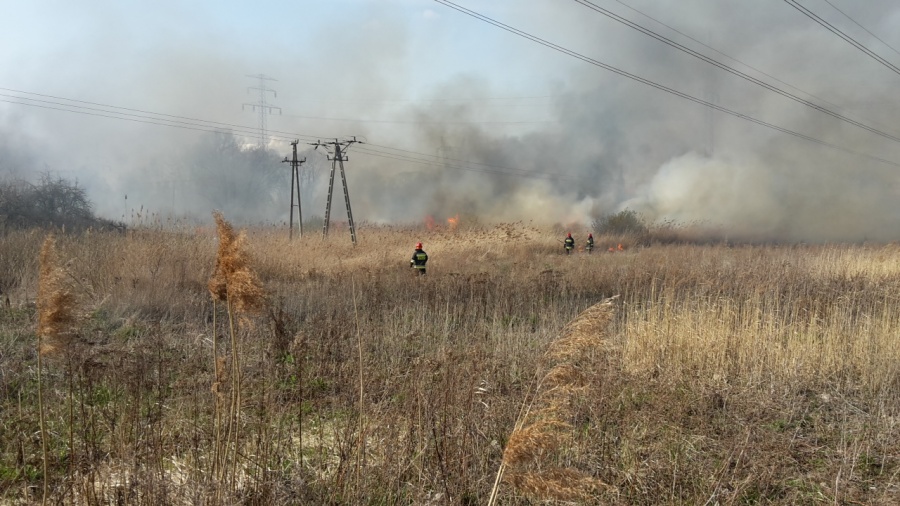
432;0;900;168
821;0;900;61
570;0;900;144
0;87;325;142
783;0;900;78
604;0;846;112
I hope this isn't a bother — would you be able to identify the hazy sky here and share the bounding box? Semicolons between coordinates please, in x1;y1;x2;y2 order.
3;0;900;240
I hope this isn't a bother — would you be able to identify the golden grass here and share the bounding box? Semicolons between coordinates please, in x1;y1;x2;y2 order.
4;223;900;503
509;467;611;501
495;298;618;503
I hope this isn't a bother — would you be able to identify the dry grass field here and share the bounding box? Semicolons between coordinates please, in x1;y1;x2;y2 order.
2;219;900;504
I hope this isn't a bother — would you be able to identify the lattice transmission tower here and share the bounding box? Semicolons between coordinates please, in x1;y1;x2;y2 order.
243;74;281;150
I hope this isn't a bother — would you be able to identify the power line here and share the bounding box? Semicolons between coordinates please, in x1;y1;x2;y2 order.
0;86;324;142
0;87;581;183
604;0;846;112
357;146;566;179
363;142;573;176
0;89;568;181
783;0;900;78
0;98;283;142
354;145;590;182
0;86;547;137
569;0;900;144
289;94;558;104
820;0;900;61
431;0;900;168
0;92;297;142
282;113;553;125
5;79;900;184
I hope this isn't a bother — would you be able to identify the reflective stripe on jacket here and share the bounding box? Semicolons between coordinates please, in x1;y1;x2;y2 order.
411;250;428;269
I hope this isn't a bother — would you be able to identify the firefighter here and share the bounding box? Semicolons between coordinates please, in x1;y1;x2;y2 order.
564;232;575;255
586;233;594;254
410;242;428;275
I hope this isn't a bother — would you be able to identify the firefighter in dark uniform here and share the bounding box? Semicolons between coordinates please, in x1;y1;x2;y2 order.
586;233;594;254
564;233;575;255
410;242;428;275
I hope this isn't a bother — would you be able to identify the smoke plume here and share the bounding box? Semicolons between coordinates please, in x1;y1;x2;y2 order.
2;0;900;241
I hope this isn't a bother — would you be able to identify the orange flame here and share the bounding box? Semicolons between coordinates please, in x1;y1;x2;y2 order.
425;215;435;230
618;243;624;251
447;214;459;231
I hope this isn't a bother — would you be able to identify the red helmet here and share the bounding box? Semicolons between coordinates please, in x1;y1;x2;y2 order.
416;242;423;249
567;232;572;238
589;233;593;238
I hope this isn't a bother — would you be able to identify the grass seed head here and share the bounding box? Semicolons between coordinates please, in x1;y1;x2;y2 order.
37;235;78;355
208;210;234;302
208;211;265;315
502;420;572;467
507;467;611;501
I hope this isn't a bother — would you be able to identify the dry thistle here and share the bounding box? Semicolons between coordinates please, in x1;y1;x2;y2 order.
37;235;78;355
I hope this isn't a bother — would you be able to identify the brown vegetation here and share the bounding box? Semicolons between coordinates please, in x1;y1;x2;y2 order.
1;222;900;504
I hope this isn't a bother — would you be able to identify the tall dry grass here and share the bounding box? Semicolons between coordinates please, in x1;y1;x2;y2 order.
35;235;81;505
491;298;618;504
1;223;899;503
208;211;266;492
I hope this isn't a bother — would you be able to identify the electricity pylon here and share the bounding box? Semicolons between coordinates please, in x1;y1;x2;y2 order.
243;74;281;150
311;137;361;245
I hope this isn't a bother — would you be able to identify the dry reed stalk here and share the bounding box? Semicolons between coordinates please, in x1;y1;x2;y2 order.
211;343;226;481
208;212;232;484
36;235;80;505
208;211;266;490
489;297;618;504
352;277;365;495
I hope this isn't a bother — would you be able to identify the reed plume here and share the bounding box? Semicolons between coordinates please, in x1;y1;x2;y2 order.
207;211;266;490
37;235;77;355
36;234;79;505
489;297;619;504
209;211;265;316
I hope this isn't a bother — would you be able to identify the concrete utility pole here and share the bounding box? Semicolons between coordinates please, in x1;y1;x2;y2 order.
243;74;281;150
311;137;361;245
281;141;306;240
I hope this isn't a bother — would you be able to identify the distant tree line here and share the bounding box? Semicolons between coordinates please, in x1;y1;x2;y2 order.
0;174;123;232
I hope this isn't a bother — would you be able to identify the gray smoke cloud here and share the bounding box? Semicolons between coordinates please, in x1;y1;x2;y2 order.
2;0;900;241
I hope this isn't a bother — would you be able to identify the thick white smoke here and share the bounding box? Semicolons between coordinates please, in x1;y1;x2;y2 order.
2;0;900;241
